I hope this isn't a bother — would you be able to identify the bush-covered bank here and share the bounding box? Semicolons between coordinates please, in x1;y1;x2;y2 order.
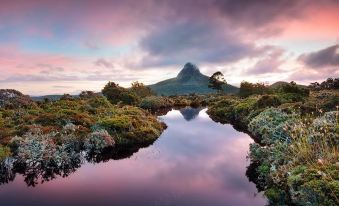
0;89;166;186
207;89;339;205
139;94;208;110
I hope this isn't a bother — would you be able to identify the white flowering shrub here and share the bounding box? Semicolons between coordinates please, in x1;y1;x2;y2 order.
15;130;81;171
249;108;294;144
84;130;115;153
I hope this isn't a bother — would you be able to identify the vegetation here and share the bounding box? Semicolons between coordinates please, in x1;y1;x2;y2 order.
102;82;140;105
207;86;339;205
208;71;227;92
139;96;174;110
0;74;338;203
0;86;167;186
239;81;269;97
309;78;339;90
130;81;155;98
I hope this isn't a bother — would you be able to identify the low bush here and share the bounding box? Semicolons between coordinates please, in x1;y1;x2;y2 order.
139;96;173;110
248;108;294;144
84;130;115;153
0;145;11;161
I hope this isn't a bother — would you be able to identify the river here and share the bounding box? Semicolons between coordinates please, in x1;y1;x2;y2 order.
0;107;266;206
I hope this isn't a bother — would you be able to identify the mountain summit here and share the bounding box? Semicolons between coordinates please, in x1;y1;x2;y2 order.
149;63;239;96
176;62;202;82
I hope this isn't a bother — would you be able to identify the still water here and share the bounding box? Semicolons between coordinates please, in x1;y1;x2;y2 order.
0;108;266;206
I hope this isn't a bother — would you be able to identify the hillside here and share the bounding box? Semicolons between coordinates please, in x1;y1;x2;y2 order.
149;63;239;96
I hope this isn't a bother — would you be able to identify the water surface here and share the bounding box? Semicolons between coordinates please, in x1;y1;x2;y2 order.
0;108;266;206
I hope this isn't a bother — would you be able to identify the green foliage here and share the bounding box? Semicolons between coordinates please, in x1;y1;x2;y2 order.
0;145;11;161
239;81;269;97
0;112;4;127
207;84;338;205
276;81;310;100
208;71;227;92
102;81;140;105
264;187;288;205
100;116;132;132
255;95;281;108
139;96;173;110
130;81;155;98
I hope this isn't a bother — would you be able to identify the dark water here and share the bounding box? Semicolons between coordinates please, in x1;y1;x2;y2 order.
0;108;266;206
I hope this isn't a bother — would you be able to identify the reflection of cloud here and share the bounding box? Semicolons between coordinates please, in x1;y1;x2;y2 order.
0;109;265;206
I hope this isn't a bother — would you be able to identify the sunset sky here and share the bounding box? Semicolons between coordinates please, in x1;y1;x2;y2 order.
0;0;338;95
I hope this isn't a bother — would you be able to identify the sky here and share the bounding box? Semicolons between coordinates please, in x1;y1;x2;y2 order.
0;0;338;95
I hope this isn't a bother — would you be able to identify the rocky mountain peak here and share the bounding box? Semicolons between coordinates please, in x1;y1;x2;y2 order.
177;62;202;81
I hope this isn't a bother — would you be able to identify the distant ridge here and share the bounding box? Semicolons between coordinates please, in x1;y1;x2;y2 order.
149;62;239;96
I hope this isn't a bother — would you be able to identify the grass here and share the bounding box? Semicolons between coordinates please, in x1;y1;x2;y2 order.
207;89;339;205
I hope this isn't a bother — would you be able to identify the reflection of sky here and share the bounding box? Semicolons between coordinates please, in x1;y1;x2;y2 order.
0;109;266;206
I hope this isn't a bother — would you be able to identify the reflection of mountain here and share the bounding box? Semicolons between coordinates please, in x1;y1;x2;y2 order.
179;107;202;121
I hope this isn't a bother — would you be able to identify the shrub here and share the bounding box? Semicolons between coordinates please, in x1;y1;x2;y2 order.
79;91;100;99
0;145;11;161
130;81;155;98
256;95;281;108
102;82;140;105
279;81;310;97
84;130;115;153
16;130;80;170
0;112;4;127
139;96;173;110
99;116;132;133
248;108;294;144
239;81;269;97
0;89;35;109
60;94;74;101
288;111;338;165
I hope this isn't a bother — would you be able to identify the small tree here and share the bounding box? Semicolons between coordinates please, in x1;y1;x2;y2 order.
208;71;227;92
102;82;139;105
130;81;155;98
239;81;269;97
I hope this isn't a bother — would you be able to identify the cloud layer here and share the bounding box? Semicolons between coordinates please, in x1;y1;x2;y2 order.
0;0;338;94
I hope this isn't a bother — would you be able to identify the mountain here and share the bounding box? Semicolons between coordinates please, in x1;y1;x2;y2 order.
149;63;239;96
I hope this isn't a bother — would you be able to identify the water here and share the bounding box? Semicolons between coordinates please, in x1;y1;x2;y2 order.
0;108;266;206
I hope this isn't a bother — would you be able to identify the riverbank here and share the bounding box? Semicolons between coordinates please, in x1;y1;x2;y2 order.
207;89;338;205
0;90;166;185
